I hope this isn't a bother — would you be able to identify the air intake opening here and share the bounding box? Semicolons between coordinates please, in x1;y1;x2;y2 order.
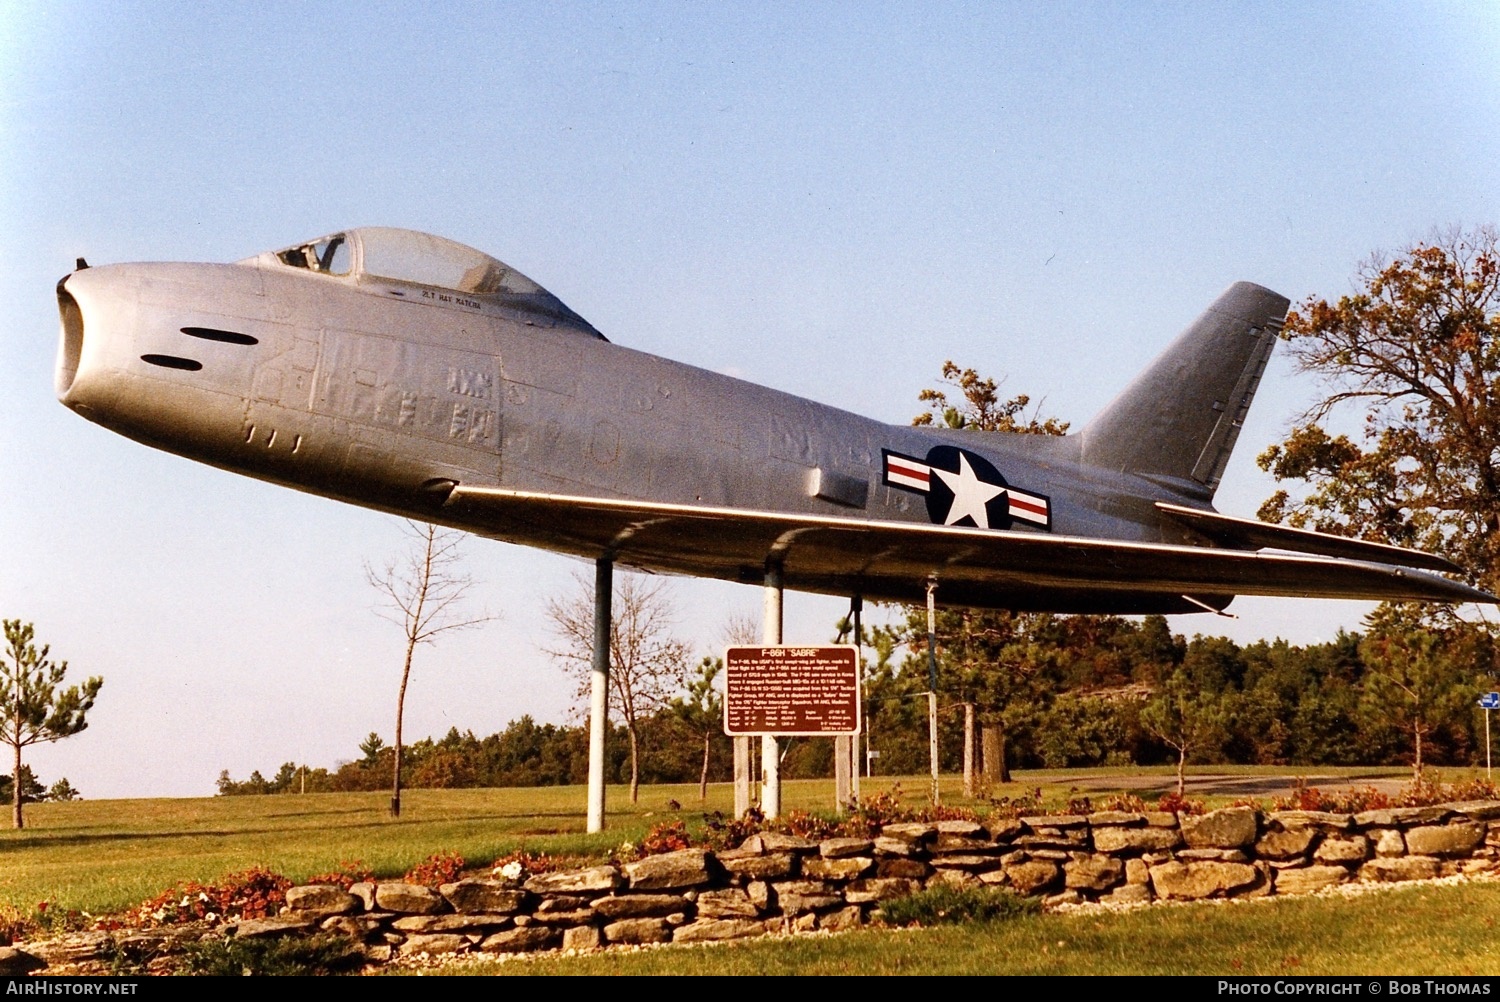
55;281;84;396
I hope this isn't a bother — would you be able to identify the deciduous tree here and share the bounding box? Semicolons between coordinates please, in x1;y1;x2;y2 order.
544;573;691;803
2;620;101;829
367;520;493;817
1257;226;1500;591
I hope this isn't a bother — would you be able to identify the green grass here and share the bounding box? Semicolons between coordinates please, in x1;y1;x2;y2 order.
420;880;1500;976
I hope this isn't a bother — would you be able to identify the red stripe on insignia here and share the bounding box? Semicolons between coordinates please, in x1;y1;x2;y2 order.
888;458;929;484
1009;496;1048;517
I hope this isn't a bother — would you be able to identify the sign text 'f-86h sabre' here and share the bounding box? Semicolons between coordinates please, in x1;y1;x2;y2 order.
54;227;1496;613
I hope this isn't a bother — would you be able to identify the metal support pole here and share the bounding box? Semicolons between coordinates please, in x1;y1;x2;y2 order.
851;595;862;804
586;557;612;833
926;578;940;806
1487;708;1492;781
762;563;783;820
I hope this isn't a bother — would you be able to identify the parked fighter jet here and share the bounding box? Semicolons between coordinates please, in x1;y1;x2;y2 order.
53;227;1496;614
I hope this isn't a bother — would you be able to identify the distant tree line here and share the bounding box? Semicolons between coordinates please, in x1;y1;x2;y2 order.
217;608;1500;795
1;765;81;803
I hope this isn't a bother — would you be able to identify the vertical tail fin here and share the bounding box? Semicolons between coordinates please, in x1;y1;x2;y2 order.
1081;282;1289;495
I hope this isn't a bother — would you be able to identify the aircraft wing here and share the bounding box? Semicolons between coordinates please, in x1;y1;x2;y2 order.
444;486;1496;614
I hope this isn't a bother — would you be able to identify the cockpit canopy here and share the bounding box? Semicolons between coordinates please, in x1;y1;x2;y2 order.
254;227;602;338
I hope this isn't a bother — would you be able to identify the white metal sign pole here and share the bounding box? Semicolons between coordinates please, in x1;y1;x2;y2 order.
926;578;940;806
586;557;612;833
1488;707;1492;781
762;563;784;819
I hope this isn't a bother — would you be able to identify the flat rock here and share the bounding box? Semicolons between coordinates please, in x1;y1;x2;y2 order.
1104;884;1153;905
623;848;714;890
926;869;979;890
525;866;623;896
818;905;864;931
398;933;470;955
873;836;920;857
1451;801;1500;821
1314;836;1370;864
933;833;1003;854
929;854;1005;872
1093;827;1183;854
392;914;510;933
562;926;601;951
1004;859;1062;894
1405;823;1486;857
591;894;691;920
695;888;762;918
21;932;114;963
1374;829;1406;857
720;852;797;879
1254;828;1318;861
1020;814;1088;829
985;821;1025;844
234;916;317;938
529;908;595;926
820;837;873;858
740;832;818;854
1361;856;1442;882
1087;812;1146;826
440;879;528;915
348;881;376;910
374;882;446;915
1181;808;1258;849
802;856;874;880
480;926;559;953
603;917;672;944
1355;806;1452;828
1269;811;1354;831
881;822;936;843
1274;866;1349;895
284;884;359;918
1149;860;1259;900
1064;855;1124;892
1178;848;1250;862
672;918;767;942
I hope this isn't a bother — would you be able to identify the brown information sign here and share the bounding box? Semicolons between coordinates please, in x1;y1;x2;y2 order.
723;645;861;736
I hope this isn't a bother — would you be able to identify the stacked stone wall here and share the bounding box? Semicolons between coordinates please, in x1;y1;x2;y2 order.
10;800;1500;973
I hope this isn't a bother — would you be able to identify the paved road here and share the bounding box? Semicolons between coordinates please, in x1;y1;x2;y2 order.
1056;771;1415;802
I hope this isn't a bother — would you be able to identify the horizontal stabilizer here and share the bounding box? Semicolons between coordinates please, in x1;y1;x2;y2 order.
442;486;1497;613
1156;502;1463;574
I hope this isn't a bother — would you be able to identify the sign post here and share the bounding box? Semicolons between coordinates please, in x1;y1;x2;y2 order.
1479;692;1500;779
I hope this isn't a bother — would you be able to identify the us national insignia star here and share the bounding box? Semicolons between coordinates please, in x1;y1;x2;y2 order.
881;445;1052;531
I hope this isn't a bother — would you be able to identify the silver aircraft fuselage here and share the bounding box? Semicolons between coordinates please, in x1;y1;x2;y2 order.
55;228;1495;614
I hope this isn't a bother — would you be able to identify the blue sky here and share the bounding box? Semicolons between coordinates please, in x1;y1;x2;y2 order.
2;3;1498;798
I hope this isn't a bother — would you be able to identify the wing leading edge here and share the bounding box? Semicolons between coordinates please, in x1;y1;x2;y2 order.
442;486;1496;614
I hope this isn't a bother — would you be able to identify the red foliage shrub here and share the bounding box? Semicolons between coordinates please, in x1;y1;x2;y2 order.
639;820;693;855
1155;792;1205;815
403;851;466;887
103;867;293;930
305;860;375;890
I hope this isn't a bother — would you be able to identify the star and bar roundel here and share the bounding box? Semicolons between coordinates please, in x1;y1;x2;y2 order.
882;445;1052;532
